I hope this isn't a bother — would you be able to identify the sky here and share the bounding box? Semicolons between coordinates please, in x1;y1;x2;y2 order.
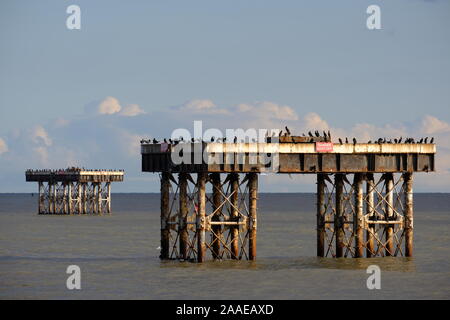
0;0;449;192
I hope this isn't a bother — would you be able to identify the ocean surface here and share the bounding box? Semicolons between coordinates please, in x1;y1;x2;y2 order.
0;193;449;300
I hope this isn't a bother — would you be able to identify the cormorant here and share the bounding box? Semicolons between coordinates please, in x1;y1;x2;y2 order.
285;126;291;136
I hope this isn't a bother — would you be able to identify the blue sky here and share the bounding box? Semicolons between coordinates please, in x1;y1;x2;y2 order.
0;0;449;192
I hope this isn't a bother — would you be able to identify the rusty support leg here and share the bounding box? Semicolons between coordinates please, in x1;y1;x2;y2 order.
248;172;258;261
354;173;364;258
68;182;73;214
366;174;375;257
211;173;222;260
335;174;345;258
404;172;414;257
82;183;87;214
178;173;189;260
107;182;111;214
317;174;326;257
230;173;239;259
197;172;207;263
160;172;170;260
385;173;394;256
38;181;43;214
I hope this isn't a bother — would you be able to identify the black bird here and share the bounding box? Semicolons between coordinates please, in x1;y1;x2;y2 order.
285;126;291;136
328;130;331;139
353;138;357;145
345;137;349;144
191;138;195;143
424;137;428;143
308;131;313;137
152;138;158;144
368;140;372;144
419;138;424;144
223;137;227;143
398;137;402;143
394;139;398;144
279;130;283;137
234;136;238;143
211;136;215;142
169;139;173;144
315;130;320;137
163;138;167;143
338;138;343;145
180;136;184;142
430;137;434;144
377;138;383;144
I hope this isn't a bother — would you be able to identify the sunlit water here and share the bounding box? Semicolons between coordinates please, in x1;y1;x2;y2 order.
0;193;449;299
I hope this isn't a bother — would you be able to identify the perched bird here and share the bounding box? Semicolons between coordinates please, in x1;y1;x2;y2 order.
163;138;168;143
398;137;402;143
394;139;398;144
419;138;424;144
223;137;227;143
234;136;238;143
285;126;291;136
191;138;195;143
338;138;343;145
368;140;372;144
424;137;428;143
279;130;283;137
430;137;434;144
345;137;349;144
210;136;215;142
308;131;313;137
353;138;357;145
315;130;320;137
169;139;173;144
152;138;158;144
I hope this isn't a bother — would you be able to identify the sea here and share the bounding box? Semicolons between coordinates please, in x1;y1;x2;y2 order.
0;193;449;299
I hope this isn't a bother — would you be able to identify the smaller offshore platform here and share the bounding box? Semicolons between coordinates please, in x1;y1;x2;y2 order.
25;168;124;215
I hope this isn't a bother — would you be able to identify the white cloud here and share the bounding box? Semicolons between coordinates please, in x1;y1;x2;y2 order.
31;125;52;146
420;115;450;135
120;104;146;117
177;99;230;115
0;138;8;155
98;96;122;115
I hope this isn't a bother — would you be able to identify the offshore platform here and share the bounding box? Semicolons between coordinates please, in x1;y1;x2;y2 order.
25;168;124;215
141;133;436;262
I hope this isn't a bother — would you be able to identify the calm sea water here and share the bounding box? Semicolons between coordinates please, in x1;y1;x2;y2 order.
0;193;449;300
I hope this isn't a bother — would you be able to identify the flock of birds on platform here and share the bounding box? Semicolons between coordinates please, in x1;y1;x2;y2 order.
140;126;435;145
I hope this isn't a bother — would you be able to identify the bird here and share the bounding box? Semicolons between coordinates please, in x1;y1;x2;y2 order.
163;138;167;143
169;139;173;144
191;138;195;143
424;137;428;143
353;138;357;145
398;137;402;143
368;140;372;144
345;137;349;144
279;130;283;137
419;138;424;144
308;131;313;137
338;138;343;145
210;136;215;142
223;137;227;143
315;130;320;137
430;137;434;144
234;136;238;143
394;139;398;144
285;126;291;136
152;138;158;144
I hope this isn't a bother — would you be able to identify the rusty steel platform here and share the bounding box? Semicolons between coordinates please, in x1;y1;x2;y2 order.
141;142;436;173
25;169;124;183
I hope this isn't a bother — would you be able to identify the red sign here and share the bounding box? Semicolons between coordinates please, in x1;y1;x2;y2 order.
316;142;334;153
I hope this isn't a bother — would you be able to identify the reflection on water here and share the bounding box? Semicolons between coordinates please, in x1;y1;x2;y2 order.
0;193;448;299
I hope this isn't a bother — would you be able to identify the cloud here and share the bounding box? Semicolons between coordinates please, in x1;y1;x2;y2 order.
98;96;122;115
119;104;146;117
176;99;230;115
420;115;450;135
1;97;449;192
0;138;8;155
31;125;52;146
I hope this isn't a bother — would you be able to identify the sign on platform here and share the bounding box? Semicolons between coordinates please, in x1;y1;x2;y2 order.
316;142;334;153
